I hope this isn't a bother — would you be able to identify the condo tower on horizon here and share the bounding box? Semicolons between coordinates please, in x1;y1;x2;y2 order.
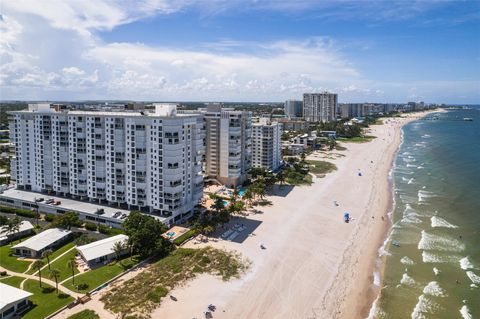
303;92;338;122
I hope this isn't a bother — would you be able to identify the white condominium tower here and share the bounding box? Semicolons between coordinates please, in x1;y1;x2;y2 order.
252;118;281;171
9;103;204;225
303;92;338;122
284;100;303;118
202;104;252;187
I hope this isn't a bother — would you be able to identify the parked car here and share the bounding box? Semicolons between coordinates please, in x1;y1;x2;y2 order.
53;200;61;205
45;198;54;204
35;198;44;202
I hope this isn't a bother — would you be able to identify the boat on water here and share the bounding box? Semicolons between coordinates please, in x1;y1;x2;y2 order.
463;118;473;121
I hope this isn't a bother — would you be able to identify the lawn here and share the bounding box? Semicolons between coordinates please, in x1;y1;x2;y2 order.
47;248;79;283
67;310;100;319
64;256;138;292
0;275;24;287
337;135;376;143
26;241;76;275
101;247;248;318
0;242;33;273
21;279;74;319
306;160;337;177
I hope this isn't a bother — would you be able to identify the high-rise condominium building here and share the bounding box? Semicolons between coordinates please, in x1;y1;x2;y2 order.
284;100;303;118
252;118;281;171
303;92;338;122
202;104;252;187
9;103;204;225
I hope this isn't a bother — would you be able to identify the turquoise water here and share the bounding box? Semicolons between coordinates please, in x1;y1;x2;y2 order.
374;107;480;318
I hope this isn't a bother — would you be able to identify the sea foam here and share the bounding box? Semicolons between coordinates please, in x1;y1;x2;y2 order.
411;294;439;319
400;273;416;286
423;281;446;297
422;251;461;264
418;230;465;252
460;305;472;319
466;271;480;284
460;257;474;270
401;256;416;266
431;216;458;229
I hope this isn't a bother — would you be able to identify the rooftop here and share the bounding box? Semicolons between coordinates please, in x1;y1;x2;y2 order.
0;283;33;311
0;220;34;238
12;228;72;252
76;234;129;262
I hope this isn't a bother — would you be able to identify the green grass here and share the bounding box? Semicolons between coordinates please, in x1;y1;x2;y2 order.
0;242;33;273
306;160;337;177
46;248;79;282
337;136;376;143
64;256;138;292
67;310;100;319
0;275;24;287
0;276;75;318
26;241;76;275
101;247;248;318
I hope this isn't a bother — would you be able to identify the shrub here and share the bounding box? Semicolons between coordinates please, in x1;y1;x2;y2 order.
97;225;110;234
0;205;37;218
44;214;56;222
172;230;195;246
84;222;97;231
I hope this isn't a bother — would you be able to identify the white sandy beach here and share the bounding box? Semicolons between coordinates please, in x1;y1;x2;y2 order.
152;110;442;319
54;110;442;319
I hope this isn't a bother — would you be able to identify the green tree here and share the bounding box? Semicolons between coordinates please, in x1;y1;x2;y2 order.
243;189;253;207
112;241;125;261
123;211;172;259
211;197;225;214
276;170;286;188
42;249;53;270
49;268;61;294
32;260;45;288
54;212;80;230
6;217;21;244
67;258;77;285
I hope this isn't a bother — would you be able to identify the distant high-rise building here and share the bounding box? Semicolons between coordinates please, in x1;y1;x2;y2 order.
252;118;281;171
284;100;303;118
9;103;204;225
202;104;252;187
303;92;338;122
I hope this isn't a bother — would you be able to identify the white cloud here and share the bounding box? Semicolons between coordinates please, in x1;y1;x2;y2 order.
1;1;478;102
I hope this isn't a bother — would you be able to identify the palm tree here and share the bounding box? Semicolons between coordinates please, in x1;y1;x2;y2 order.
49;268;61;294
211;197;225;214
32;260;45;288
67;258;77;285
230;187;238;203
112;241;125;262
7;217;21;244
42;249;53;270
276;170;285;188
243;189;253;207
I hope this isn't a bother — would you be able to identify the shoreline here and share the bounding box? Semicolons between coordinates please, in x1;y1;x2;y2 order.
364;108;448;319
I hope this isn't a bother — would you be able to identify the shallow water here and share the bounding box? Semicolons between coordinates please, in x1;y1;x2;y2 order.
374;107;480;318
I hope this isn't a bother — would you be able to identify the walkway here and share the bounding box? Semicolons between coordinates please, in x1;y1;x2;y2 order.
0;265;82;298
32;246;77;276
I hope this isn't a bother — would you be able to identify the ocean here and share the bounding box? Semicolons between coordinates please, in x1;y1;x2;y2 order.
373;107;480;319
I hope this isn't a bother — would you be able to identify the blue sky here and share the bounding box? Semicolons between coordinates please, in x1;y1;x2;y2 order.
1;0;479;103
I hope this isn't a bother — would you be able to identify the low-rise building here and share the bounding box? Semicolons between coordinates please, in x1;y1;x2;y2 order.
11;228;72;258
0;283;32;319
76;234;129;265
0;221;34;245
